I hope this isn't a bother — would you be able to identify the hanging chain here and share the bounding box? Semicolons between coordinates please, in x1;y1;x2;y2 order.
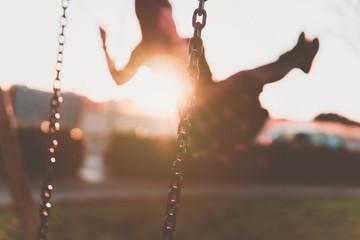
37;1;69;239
162;1;207;239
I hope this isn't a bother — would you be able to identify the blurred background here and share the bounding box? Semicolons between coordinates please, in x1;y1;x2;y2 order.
1;0;360;239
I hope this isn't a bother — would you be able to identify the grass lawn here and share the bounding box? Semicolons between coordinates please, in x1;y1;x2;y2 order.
2;198;360;239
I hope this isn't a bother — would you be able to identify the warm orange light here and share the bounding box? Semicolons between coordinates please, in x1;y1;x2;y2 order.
70;128;83;140
115;56;183;117
130;65;179;115
40;121;50;133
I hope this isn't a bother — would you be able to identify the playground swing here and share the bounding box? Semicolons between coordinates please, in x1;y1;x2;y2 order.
36;0;208;240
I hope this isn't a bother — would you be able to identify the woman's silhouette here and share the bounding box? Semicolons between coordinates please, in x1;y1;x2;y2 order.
100;0;319;158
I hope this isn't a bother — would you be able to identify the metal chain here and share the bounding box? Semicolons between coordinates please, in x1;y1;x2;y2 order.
162;1;207;239
37;1;69;239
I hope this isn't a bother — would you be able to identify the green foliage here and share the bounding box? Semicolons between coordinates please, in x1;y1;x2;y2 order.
263;144;360;183
0;125;85;177
103;132;176;178
102;131;360;183
102;131;268;180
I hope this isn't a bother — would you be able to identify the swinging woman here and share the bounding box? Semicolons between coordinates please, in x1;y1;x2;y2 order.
99;0;319;158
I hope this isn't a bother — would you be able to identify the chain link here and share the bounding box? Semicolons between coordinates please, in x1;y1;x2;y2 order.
37;1;69;239
162;1;208;239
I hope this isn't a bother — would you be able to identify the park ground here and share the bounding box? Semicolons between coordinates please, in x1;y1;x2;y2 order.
3;178;360;239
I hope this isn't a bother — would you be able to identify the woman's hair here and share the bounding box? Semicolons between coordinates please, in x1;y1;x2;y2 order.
135;0;172;24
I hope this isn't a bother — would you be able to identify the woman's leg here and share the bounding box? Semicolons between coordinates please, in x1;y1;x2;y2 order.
191;32;319;158
224;32;319;87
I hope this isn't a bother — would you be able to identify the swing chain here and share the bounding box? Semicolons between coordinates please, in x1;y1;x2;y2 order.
162;1;207;239
37;1;69;239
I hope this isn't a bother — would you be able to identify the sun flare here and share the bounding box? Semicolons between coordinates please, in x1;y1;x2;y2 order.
114;58;184;116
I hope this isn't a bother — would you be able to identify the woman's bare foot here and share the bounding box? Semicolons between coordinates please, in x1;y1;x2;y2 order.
280;32;319;73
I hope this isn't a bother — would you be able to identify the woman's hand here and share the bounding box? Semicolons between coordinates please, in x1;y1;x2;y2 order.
99;27;107;49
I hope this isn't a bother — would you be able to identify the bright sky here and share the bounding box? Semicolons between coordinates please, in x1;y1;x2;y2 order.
1;0;360;121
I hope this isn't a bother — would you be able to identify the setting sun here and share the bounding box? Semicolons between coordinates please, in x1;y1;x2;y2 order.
113;58;183;116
